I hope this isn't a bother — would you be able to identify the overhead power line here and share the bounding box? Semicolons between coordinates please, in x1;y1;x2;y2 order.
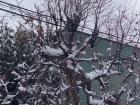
0;0;109;34
0;0;122;38
0;0;139;45
0;0;61;21
0;0;95;32
0;7;67;28
0;7;139;44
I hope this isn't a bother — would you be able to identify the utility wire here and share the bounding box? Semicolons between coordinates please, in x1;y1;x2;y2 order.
0;0;139;38
0;0;124;36
0;7;102;34
0;7;139;44
0;0;95;32
0;7;66;27
0;3;108;35
0;1;139;45
0;0;61;20
0;2;95;33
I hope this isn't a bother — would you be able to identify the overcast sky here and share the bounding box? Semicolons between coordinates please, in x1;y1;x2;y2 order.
3;0;44;9
1;0;140;28
3;0;140;10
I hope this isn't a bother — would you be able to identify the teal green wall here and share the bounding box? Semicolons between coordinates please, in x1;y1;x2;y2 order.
73;32;140;105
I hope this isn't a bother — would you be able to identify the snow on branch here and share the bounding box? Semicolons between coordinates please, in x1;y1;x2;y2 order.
85;69;119;80
41;45;64;57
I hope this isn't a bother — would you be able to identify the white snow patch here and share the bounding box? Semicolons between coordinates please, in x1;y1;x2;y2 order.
17;62;27;69
18;86;27;92
42;45;64;57
6;95;16;99
128;68;133;73
1;101;11;104
135;77;139;84
89;96;104;105
75;63;83;72
66;60;75;70
68;50;79;59
84;37;91;43
49;66;57;72
107;47;111;52
11;71;21;79
85;70;104;80
127;97;135;103
135;75;139;85
85;68;118;80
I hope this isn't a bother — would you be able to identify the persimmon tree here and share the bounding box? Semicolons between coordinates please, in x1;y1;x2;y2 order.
0;0;140;105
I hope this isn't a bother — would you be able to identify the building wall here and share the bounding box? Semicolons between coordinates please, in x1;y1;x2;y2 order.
72;31;140;105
